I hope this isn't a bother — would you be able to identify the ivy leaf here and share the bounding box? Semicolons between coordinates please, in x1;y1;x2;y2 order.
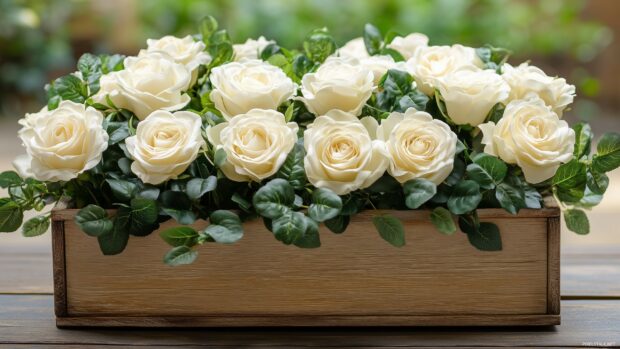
75;204;113;237
309;188;342;222
572;123;593;159
372;214;405;247
252;178;295;219
325;215;350;234
22;215;50;237
0;171;22;188
592;132;620;173
0;200;23;233
403;179;436;209
186;176;217;200
276;143;306;190
164;246;198;266
564;209;590;235
363;23;383;55
202;210;243;244
271;211;308;245
495;182;525;215
160;226;199;247
447;180;482;215
430;207;456;235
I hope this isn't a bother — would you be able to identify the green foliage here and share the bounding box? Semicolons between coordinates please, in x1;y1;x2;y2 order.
572;123;592;160
22;215;50;237
372;214;405;247
592;133;620;173
202;210;243;244
164;246;198;266
447;180;482;215
186;176;217;200
308;188;342;222
403;179;436;209
253;179;295;219
276;143;306;190
430;207;456;235
160;226;199;247
564;209;590;235
75;205;113;237
303;28;337;63
459;214;502;251
0;200;23;233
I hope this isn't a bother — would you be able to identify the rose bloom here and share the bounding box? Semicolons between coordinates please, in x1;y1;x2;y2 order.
13;101;108;182
406;44;484;96
359;55;403;86
304;110;388;195
479;97;575;184
207;109;298;182
436;68;510;126
93;53;191;120
125;110;205;185
386;33;429;60
209;59;296;120
300;57;374;116
376;108;457;184
502;63;576;117
139;35;211;86
233;36;275;61
337;37;370;59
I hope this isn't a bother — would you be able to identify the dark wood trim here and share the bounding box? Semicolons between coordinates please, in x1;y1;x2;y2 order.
51;219;67;317
56;314;561;328
547;216;561;316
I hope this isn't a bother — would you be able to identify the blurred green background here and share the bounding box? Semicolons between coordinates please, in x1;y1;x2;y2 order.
0;0;619;131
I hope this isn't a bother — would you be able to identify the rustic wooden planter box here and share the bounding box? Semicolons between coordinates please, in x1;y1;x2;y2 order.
51;203;561;327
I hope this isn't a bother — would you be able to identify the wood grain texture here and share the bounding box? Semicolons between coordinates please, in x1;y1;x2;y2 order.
51;219;67;317
547;216;561;314
51;205;560;326
0;296;618;347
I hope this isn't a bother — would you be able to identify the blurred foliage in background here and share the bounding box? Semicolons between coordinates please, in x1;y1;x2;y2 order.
0;0;614;120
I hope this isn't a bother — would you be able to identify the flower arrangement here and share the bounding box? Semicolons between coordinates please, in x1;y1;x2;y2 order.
1;18;619;266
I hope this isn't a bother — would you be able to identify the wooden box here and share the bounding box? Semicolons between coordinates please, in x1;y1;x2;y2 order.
51;203;560;327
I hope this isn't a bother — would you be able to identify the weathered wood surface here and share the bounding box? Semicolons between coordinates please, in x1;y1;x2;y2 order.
0;296;619;347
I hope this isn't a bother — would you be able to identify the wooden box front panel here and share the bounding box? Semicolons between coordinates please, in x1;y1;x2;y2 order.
53;209;558;322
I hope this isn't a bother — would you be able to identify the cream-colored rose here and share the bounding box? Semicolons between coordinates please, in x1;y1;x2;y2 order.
125;110;205;185
386;33;429;60
207;109;298;182
300;57;374;116
13;101;108;182
140;35;211;86
210;59;296;120
93;53;191;120
376;108;457;184
359;55;402;86
304;110;388;195
338;37;370;59
233;36;275;61
436;68;510;126
479;97;575;184
502;63;576;117
406;44;484;96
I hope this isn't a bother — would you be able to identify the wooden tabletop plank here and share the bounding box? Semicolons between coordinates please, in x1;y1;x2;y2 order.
0;295;618;347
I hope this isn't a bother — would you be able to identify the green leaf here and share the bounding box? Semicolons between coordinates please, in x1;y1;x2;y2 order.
186;176;217;200
444;157;466;186
430;207;456;235
495;182;525;215
77;53;102;95
160;226;199;247
363;23;383;55
466;222;502;251
214;148;227;167
553;160;587;189
75;204;113;237
403;179;437;209
381;69;413;96
372;215;405;247
466;164;495;190
293;216;321;248
252;178;295;219
396;89;428;112
522;183;543;209
97;210;130;255
0;200;24;233
50;74;88;103
276;143;306;190
325;215;350;234
271;211;308;245
106;179;137;202
309;188;342;222
303;28;337;63
106;121;130;145
203;210;243;244
128;198;159;236
100;54;125;73
447;180;482;215
572;123;592;159
473;153;507;183
0;171;22;188
564;209;590;235
22;215;50;237
164;246;198;266
199;15;218;44
162;208;197;225
592;132;620;173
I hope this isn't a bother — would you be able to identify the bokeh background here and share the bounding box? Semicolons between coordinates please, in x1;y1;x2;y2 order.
1;0;619;269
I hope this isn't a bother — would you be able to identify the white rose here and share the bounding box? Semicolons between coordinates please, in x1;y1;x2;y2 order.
436;68;510;126
140;35;211;86
479;97;575;184
233;36;275;61
304;110;388;195
93;53;191;120
207;109;298;182
502;63;576;117
13;101;108;182
359;55;402;86
338;37;370;59
300;57;374;116
125;110;205;185
376;108;457;184
406;44;484;96
386;33;429;60
210;59;296;120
